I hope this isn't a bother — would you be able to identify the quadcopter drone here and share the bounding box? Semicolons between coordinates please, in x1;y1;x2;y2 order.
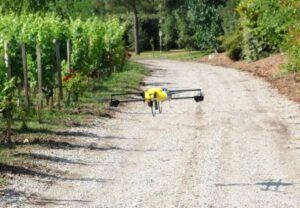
101;87;204;116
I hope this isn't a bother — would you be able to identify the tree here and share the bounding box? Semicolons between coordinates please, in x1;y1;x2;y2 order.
95;0;157;54
93;0;140;54
0;0;94;18
159;0;225;51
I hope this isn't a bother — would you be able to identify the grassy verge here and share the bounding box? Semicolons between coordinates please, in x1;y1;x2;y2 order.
131;49;208;61
0;61;149;186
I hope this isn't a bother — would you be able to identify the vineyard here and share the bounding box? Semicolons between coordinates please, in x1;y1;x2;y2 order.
0;1;299;207
0;14;127;143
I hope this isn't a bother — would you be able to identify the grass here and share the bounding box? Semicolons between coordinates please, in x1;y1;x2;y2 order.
131;49;208;61
0;61;149;186
0;177;7;186
0;144;28;187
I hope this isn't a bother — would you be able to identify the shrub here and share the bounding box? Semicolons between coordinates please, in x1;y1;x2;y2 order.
237;0;293;60
282;0;300;72
220;29;243;61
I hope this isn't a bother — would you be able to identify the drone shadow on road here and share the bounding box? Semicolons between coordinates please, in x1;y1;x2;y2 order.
215;179;296;192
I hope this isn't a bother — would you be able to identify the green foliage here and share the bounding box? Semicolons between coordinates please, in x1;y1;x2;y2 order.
219;0;240;36
282;1;300;72
69;19;90;74
220;0;300;72
0;14;70;89
237;0;293;60
165;0;225;51
220;29;243;61
0;78;17;143
0;0;94;19
0;14;126;88
86;18;106;73
105;18;126;71
0;78;16;118
160;15;178;50
0;14;127;143
63;72;88;103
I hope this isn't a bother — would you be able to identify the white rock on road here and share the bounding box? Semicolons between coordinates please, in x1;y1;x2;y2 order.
1;60;300;208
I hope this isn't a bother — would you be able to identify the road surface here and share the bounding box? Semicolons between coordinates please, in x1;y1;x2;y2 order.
2;60;300;207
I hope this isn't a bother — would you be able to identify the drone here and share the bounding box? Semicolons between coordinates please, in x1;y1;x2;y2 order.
101;88;204;116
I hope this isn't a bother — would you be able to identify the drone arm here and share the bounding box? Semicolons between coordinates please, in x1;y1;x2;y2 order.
171;95;204;102
110;98;145;107
116;99;145;103
111;92;143;99
169;89;202;94
169;89;201;93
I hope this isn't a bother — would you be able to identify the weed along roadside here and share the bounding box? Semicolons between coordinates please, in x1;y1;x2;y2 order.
0;61;149;187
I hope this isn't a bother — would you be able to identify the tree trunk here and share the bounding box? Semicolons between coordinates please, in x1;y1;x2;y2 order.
6;119;12;144
4;41;12;80
55;41;63;109
50;95;54;110
132;0;140;55
36;46;43;122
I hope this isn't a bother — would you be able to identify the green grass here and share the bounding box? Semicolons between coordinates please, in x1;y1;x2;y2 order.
83;61;149;103
0;144;28;187
131;49;208;61
0;176;8;187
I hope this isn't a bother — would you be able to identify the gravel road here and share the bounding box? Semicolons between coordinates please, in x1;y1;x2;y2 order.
1;60;300;208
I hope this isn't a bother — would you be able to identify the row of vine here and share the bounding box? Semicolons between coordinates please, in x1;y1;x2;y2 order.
0;14;127;143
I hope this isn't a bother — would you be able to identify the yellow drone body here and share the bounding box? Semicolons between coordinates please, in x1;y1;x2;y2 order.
144;88;168;102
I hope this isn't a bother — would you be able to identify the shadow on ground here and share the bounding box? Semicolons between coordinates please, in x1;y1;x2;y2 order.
13;153;86;165
17;129;99;138
26;197;92;206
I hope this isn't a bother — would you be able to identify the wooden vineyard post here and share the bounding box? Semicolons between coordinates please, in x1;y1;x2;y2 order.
21;43;30;113
66;39;71;104
4;41;12;79
67;39;71;73
55;41;63;108
36;46;43;121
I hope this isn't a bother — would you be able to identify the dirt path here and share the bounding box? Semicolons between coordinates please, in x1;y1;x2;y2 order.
1;60;300;207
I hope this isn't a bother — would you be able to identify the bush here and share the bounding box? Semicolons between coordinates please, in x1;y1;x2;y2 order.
219;0;240;36
282;1;300;72
175;0;225;51
0;78;16;143
220;29;243;61
237;0;293;61
285;25;300;72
